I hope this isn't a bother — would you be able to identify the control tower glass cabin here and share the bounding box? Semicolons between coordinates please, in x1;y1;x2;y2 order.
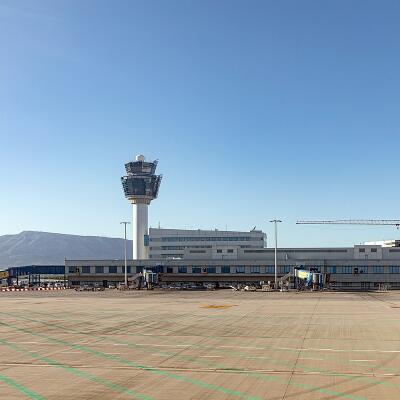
121;155;162;260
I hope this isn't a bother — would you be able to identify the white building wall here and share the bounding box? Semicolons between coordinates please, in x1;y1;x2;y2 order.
149;228;266;260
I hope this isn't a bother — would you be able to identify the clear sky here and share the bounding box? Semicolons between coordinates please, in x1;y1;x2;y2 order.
1;0;399;247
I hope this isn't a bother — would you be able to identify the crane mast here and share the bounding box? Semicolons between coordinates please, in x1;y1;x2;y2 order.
297;219;400;228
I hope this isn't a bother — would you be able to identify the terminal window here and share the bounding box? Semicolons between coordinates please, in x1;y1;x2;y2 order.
95;266;104;274
178;266;187;273
251;266;260;273
109;266;117;274
236;266;245;273
389;266;400;274
372;266;384;274
82;266;90;274
265;266;274;274
221;266;230;273
192;267;201;273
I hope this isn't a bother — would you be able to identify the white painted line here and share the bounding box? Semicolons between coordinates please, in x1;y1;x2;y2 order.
200;355;221;358
135;343;190;348
243;356;271;360
219;345;263;350
61;351;81;354
112;343;128;346
277;346;400;354
298;357;324;361
19;341;39;344
151;353;169;356
349;359;376;362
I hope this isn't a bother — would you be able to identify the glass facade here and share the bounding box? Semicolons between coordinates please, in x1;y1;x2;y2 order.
95;266;104;274
265;266;274;274
207;267;216;273
109;266;117;274
372;266;384;274
250;266;260;273
326;266;336;274
221;266;231;273
178;266;187;273
8;265;65;276
389;266;400;274
280;266;290;274
192;267;201;273
236;266;245;273
82;266;91;274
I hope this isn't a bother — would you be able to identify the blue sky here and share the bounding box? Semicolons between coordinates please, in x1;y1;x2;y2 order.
1;0;399;247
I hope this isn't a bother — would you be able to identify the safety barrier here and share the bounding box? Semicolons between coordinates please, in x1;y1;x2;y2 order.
0;287;68;292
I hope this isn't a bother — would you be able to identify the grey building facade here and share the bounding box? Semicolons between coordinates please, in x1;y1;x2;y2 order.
66;243;400;290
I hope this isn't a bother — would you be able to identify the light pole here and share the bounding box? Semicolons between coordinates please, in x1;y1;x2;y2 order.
120;221;131;286
270;219;282;289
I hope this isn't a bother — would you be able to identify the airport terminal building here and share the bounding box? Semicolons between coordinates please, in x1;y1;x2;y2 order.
65;229;400;290
148;228;267;260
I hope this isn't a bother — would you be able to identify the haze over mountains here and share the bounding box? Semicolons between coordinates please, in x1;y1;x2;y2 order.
0;231;132;269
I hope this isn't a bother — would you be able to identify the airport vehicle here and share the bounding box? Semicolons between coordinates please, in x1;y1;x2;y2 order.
75;285;94;291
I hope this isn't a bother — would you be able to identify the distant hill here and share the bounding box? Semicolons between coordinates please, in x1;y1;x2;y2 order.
0;231;133;269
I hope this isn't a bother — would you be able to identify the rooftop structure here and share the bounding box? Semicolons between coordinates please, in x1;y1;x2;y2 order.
364;240;400;247
121;155;162;259
148;228;266;260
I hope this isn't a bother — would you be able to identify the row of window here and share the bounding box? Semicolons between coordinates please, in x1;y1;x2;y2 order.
359;248;378;253
327;266;400;274
68;265;400;275
155;245;213;250
152;236;261;242
175;266;285;274
69;266;149;274
151;245;253;251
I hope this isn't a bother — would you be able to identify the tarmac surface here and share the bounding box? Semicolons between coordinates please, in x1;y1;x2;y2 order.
1;289;400;400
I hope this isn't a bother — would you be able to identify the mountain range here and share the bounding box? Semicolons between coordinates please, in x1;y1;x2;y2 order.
0;231;132;269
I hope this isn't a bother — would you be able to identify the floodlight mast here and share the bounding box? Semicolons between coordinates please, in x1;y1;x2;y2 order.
120;221;130;286
121;155;162;259
270;219;282;288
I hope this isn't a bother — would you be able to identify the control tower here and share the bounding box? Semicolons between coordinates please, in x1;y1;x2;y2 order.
121;155;162;259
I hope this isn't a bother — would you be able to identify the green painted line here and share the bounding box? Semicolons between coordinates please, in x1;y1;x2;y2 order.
0;373;45;400
3;313;372;400
0;319;261;400
3;313;368;400
0;339;152;400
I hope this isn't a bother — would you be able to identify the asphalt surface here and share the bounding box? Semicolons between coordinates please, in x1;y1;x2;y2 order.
1;289;400;399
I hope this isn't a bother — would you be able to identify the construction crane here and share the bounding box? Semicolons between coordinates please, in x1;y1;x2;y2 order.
297;219;400;229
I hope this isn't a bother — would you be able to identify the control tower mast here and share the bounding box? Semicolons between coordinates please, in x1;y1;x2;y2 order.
121;155;162;259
